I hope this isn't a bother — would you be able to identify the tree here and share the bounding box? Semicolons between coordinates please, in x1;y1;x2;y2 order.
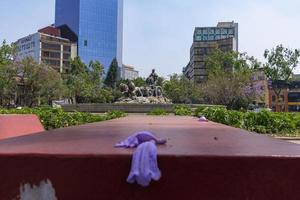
17;57;65;107
89;60;104;86
163;74;202;103
0;64;17;107
0;40;16;66
64;57;89;103
39;67;66;105
132;77;145;87
156;76;165;87
104;58;118;89
263;45;300;111
0;41;17;107
86;60;115;103
203;49;260;109
64;57;114;104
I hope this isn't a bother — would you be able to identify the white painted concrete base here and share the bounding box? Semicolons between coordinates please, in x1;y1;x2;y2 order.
19;179;57;200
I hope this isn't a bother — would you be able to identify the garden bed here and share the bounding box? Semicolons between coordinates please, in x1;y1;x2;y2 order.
195;106;300;137
148;105;300;137
0;107;125;130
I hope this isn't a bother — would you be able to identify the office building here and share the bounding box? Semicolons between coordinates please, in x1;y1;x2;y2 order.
15;26;77;73
119;64;139;80
183;21;238;83
55;0;123;72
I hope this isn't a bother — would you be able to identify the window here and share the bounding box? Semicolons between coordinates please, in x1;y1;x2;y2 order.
42;43;61;51
196;29;202;34
288;92;300;102
42;59;60;67
195;36;202;41
49;52;61;58
42;51;50;57
63;53;70;60
289;105;300;112
63;61;70;67
221;29;227;34
272;96;276;102
63;45;71;52
208;35;214;40
84;40;88;46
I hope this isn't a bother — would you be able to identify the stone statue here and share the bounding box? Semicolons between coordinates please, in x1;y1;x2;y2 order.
120;83;129;97
146;69;158;86
116;69;171;104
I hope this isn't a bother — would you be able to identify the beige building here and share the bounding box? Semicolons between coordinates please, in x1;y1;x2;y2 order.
183;21;238;83
119;64;139;80
15;26;77;73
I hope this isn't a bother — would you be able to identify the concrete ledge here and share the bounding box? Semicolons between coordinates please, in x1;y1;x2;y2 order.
0;114;44;140
1;116;300;199
61;103;219;113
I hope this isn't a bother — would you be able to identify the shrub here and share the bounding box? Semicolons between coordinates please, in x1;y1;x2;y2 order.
148;108;168;116
105;110;126;120
0;107;125;130
173;105;192;116
196;106;300;136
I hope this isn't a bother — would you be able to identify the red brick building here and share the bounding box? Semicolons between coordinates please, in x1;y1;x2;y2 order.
269;81;300;112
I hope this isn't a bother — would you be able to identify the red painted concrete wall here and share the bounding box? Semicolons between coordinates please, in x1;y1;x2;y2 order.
0;115;44;140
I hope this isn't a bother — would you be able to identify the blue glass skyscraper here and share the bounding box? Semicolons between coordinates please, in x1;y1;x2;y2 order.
55;0;123;71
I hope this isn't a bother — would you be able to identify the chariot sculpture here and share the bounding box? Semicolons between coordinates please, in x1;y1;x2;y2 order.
116;69;171;104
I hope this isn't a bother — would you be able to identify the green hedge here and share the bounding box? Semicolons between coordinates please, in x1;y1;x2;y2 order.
173;105;193;116
147;108;169;116
196;106;300;136
0;107;125;130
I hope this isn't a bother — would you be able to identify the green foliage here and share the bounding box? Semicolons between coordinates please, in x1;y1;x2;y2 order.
64;57;113;104
105;110;126;120
132;77;145;87
104;58;119;89
263;45;300;103
205;49;252;76
203;49;259;109
148;108;168;116
196;106;300;136
17;57;65;107
264;45;300;82
0;41;17;106
156;77;165;87
0;64;17;106
163;74;202;104
173;105;193;116
0;40;16;66
0;107;125;130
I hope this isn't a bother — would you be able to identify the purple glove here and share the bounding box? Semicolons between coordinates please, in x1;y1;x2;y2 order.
115;131;167;148
115;131;166;187
126;141;161;187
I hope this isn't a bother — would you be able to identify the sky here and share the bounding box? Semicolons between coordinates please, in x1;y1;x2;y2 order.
1;0;300;77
